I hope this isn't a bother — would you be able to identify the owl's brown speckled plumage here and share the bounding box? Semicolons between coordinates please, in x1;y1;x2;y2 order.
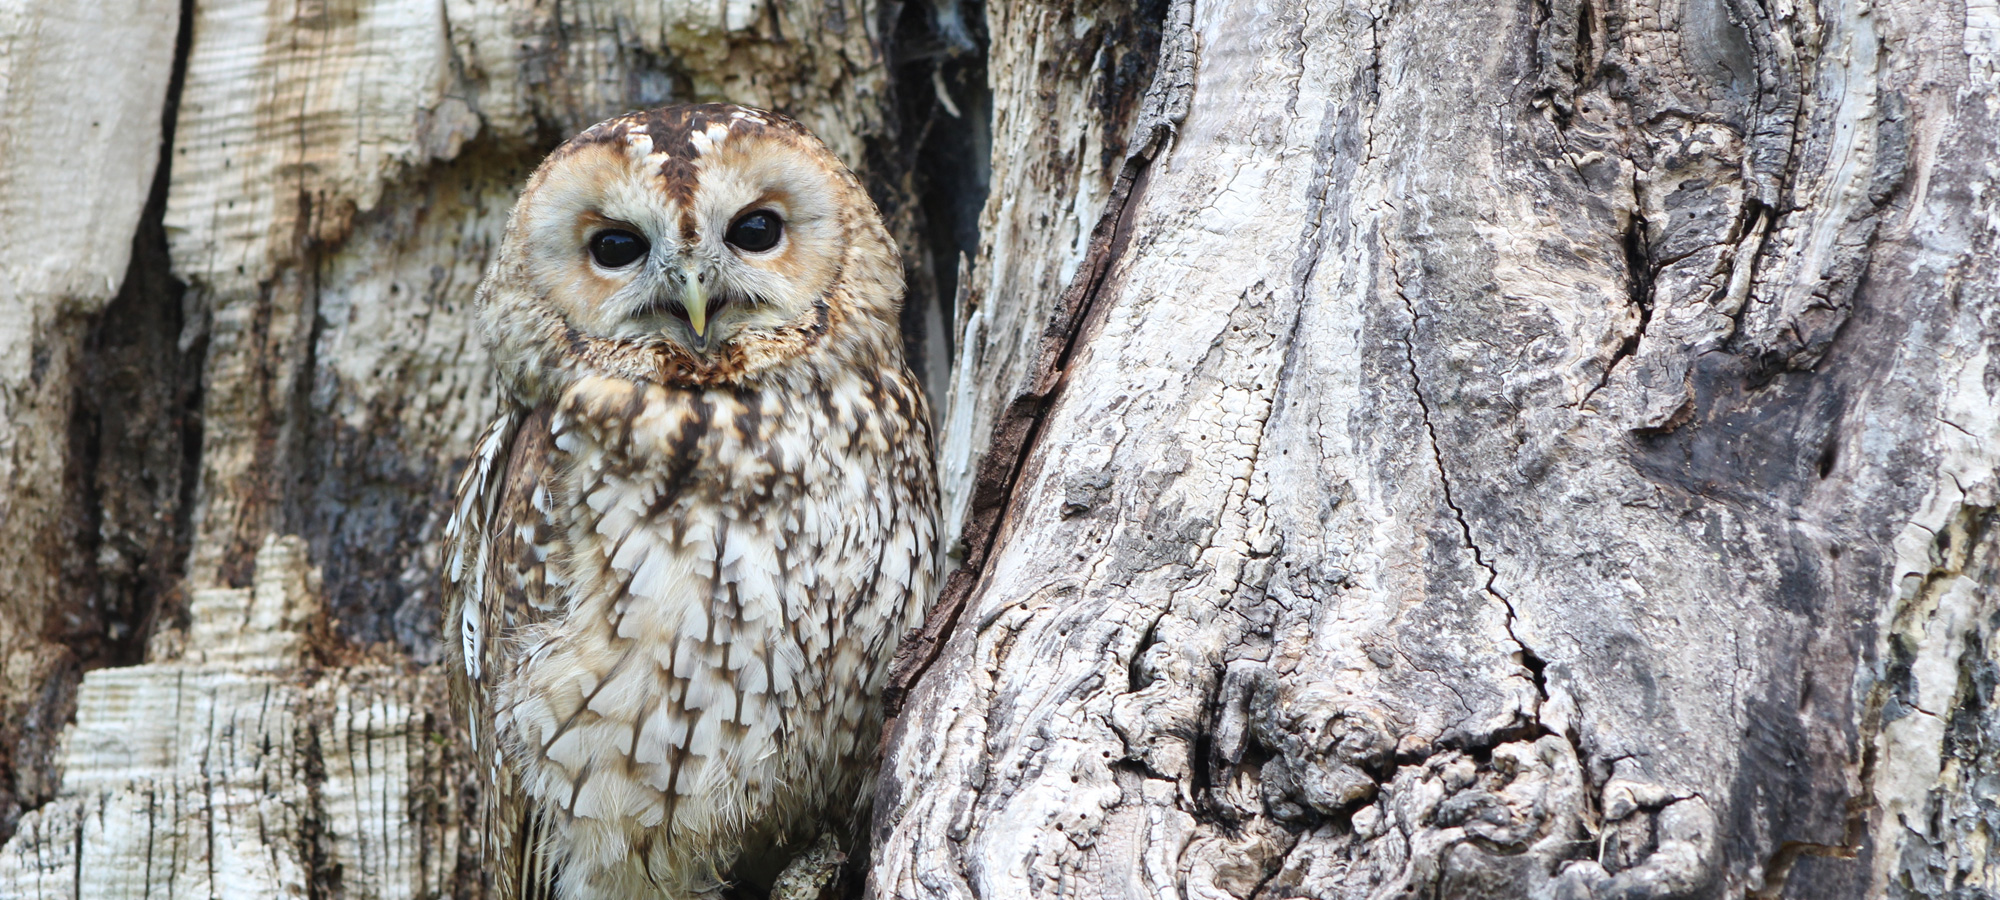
442;104;939;900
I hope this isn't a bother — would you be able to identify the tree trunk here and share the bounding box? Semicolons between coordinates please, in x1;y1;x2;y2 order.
0;0;1995;897
877;1;2000;898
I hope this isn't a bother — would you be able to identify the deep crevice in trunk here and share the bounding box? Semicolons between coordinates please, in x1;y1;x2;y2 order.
877;0;994;412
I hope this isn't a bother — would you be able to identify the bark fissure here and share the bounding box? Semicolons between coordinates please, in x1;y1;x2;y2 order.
880;152;1153;718
86;0;202;647
1580;209;1658;412
1382;234;1550;723
1748;838;1860;898
65;809;78;900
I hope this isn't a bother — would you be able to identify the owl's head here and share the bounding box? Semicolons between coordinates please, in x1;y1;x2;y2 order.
477;104;904;397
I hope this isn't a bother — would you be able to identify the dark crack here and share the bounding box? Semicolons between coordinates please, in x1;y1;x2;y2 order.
0;0;202;851
1747;839;1859;899
1580;193;1657;411
1381;247;1550;713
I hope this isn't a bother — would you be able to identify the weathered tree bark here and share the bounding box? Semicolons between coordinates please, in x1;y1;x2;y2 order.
0;0;1995;897
878;1;2000;898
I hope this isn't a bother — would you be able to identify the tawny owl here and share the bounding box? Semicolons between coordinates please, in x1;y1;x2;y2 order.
442;104;939;900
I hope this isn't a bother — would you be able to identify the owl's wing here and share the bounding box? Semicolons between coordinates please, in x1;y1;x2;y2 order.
443;406;564;900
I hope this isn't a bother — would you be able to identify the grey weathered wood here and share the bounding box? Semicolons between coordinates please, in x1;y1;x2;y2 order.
877;0;2000;897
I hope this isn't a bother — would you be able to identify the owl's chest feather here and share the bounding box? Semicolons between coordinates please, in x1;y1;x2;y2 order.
493;367;935;829
549;371;917;645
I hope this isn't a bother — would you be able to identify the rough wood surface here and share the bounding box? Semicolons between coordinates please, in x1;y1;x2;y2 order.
885;0;1178;715
930;0;1167;557
875;0;2000;898
0;537;459;899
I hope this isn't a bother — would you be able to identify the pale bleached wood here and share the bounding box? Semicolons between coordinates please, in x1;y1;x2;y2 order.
0;536;457;899
932;1;1169;557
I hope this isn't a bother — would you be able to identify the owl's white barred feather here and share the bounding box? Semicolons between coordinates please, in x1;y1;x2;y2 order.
444;104;938;900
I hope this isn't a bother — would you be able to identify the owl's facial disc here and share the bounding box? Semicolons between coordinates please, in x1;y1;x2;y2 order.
514;109;852;362
609;219;796;354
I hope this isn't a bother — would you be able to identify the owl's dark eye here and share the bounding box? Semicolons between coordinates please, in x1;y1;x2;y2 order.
588;229;649;268
725;211;784;253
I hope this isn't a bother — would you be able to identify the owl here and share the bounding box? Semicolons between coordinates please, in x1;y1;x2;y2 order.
442;104;940;900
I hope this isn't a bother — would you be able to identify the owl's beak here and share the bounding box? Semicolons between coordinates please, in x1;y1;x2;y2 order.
680;270;711;344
